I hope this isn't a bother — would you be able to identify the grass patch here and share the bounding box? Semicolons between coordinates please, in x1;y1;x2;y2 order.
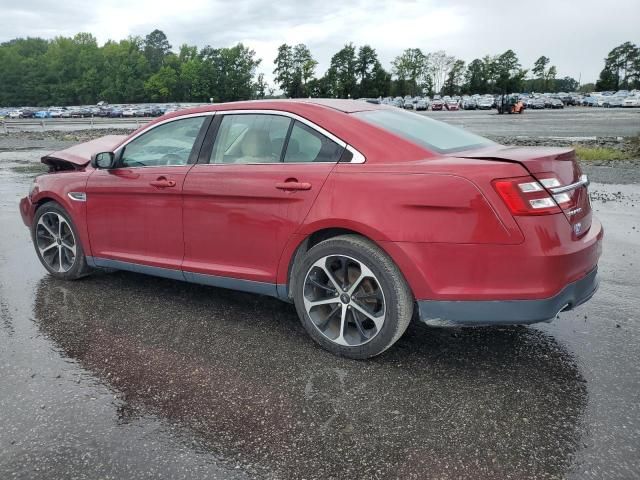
573;146;629;162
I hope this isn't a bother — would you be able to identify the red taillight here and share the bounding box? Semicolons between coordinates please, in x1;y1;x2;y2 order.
492;176;562;215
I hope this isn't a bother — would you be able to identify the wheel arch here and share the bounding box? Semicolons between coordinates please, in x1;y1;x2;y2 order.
278;226;421;303
31;191;92;257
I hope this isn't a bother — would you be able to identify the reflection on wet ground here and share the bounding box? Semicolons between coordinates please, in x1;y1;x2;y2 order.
28;272;588;479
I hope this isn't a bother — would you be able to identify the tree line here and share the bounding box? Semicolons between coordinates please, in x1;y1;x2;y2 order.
0;30;638;107
0;30;261;106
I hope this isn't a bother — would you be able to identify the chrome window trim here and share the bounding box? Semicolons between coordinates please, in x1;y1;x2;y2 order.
113;112;215;157
113;108;366;165
549;175;589;194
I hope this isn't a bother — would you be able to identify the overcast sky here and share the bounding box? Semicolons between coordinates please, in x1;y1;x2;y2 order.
1;0;639;86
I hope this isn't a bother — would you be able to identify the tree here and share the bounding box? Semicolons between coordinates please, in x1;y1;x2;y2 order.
443;59;465;96
597;41;640;90
100;37;150;102
356;45;390;98
293;44;317;97
545;65;557;91
273;44;294;96
254;73;267;99
428;50;455;94
482;55;499;93
325;43;358;98
579;83;596;93
391;48;430;96
532;55;550;91
273;43;317;97
144;66;178;102
494;49;527;93
143;29;172;72
555;76;578;92
464;58;486;94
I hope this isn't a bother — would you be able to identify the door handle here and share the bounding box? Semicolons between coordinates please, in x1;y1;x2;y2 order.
275;181;312;191
149;177;176;188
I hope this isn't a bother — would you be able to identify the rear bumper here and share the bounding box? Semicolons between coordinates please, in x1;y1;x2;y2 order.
417;267;599;326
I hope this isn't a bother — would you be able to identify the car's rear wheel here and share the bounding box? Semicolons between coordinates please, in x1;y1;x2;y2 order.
32;202;92;280
293;235;413;359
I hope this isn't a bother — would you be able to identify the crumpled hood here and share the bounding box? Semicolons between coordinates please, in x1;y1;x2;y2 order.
42;135;127;170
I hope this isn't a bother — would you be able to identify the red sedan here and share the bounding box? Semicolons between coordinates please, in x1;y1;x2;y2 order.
20;99;602;359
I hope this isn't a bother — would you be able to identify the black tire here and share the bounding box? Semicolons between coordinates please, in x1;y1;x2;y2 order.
292;234;413;359
31;202;92;280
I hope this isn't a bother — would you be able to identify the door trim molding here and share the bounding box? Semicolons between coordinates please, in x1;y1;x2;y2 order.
86;256;289;300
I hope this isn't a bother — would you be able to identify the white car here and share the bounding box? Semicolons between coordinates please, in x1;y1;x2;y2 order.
122;108;137;117
622;96;640;108
8;110;23;118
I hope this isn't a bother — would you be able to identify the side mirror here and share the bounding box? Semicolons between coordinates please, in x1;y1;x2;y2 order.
92;152;115;169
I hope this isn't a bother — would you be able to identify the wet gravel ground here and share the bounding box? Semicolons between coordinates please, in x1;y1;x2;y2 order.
1;136;639;478
418;107;640;138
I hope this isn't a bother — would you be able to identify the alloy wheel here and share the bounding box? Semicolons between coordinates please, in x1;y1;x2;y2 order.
35;212;77;273
303;255;386;347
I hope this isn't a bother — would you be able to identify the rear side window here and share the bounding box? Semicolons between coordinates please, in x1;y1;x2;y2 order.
283;121;343;163
353;109;493;154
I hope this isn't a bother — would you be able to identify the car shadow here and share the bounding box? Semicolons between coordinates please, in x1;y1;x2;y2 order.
33;271;588;479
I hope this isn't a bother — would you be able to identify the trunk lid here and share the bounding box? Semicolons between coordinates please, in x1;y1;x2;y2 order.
42;135;127;171
456;145;592;237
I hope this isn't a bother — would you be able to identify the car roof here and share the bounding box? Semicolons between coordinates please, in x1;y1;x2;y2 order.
174;98;385;116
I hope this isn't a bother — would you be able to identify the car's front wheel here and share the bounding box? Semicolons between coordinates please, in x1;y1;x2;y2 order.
293;235;413;359
31;202;92;280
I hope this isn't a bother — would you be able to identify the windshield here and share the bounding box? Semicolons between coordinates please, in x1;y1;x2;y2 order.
354;109;494;154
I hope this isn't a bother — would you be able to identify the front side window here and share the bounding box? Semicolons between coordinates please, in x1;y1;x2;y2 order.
120;116;206;167
353;109;494;154
210;114;291;164
283;121;343;163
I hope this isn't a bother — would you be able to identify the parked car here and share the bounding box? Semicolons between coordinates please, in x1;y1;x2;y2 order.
108;108;124;118
529;98;546;109
445;100;460;111
49;108;65;118
122;108;137;117
34;110;52;119
8;110;23;118
476;98;493;110
430;99;444;110
19;99;603;359
603;96;624;108
415;99;428;111
462;98;477;110
550;98;564;109
582;96;597;107
403;100;415;110
622;95;640;107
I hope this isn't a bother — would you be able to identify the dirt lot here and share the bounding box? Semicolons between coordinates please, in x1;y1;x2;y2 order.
1;111;639;479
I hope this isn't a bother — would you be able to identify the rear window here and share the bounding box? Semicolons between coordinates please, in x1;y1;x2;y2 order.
353;109;494;154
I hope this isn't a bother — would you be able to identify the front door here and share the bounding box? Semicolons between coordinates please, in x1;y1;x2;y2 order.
182;113;344;285
86;115;210;270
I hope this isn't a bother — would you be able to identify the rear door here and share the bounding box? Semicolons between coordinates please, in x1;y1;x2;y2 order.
85;115;210;269
182;112;344;285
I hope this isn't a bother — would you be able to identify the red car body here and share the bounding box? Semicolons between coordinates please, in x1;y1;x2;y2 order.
20;99;602;328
